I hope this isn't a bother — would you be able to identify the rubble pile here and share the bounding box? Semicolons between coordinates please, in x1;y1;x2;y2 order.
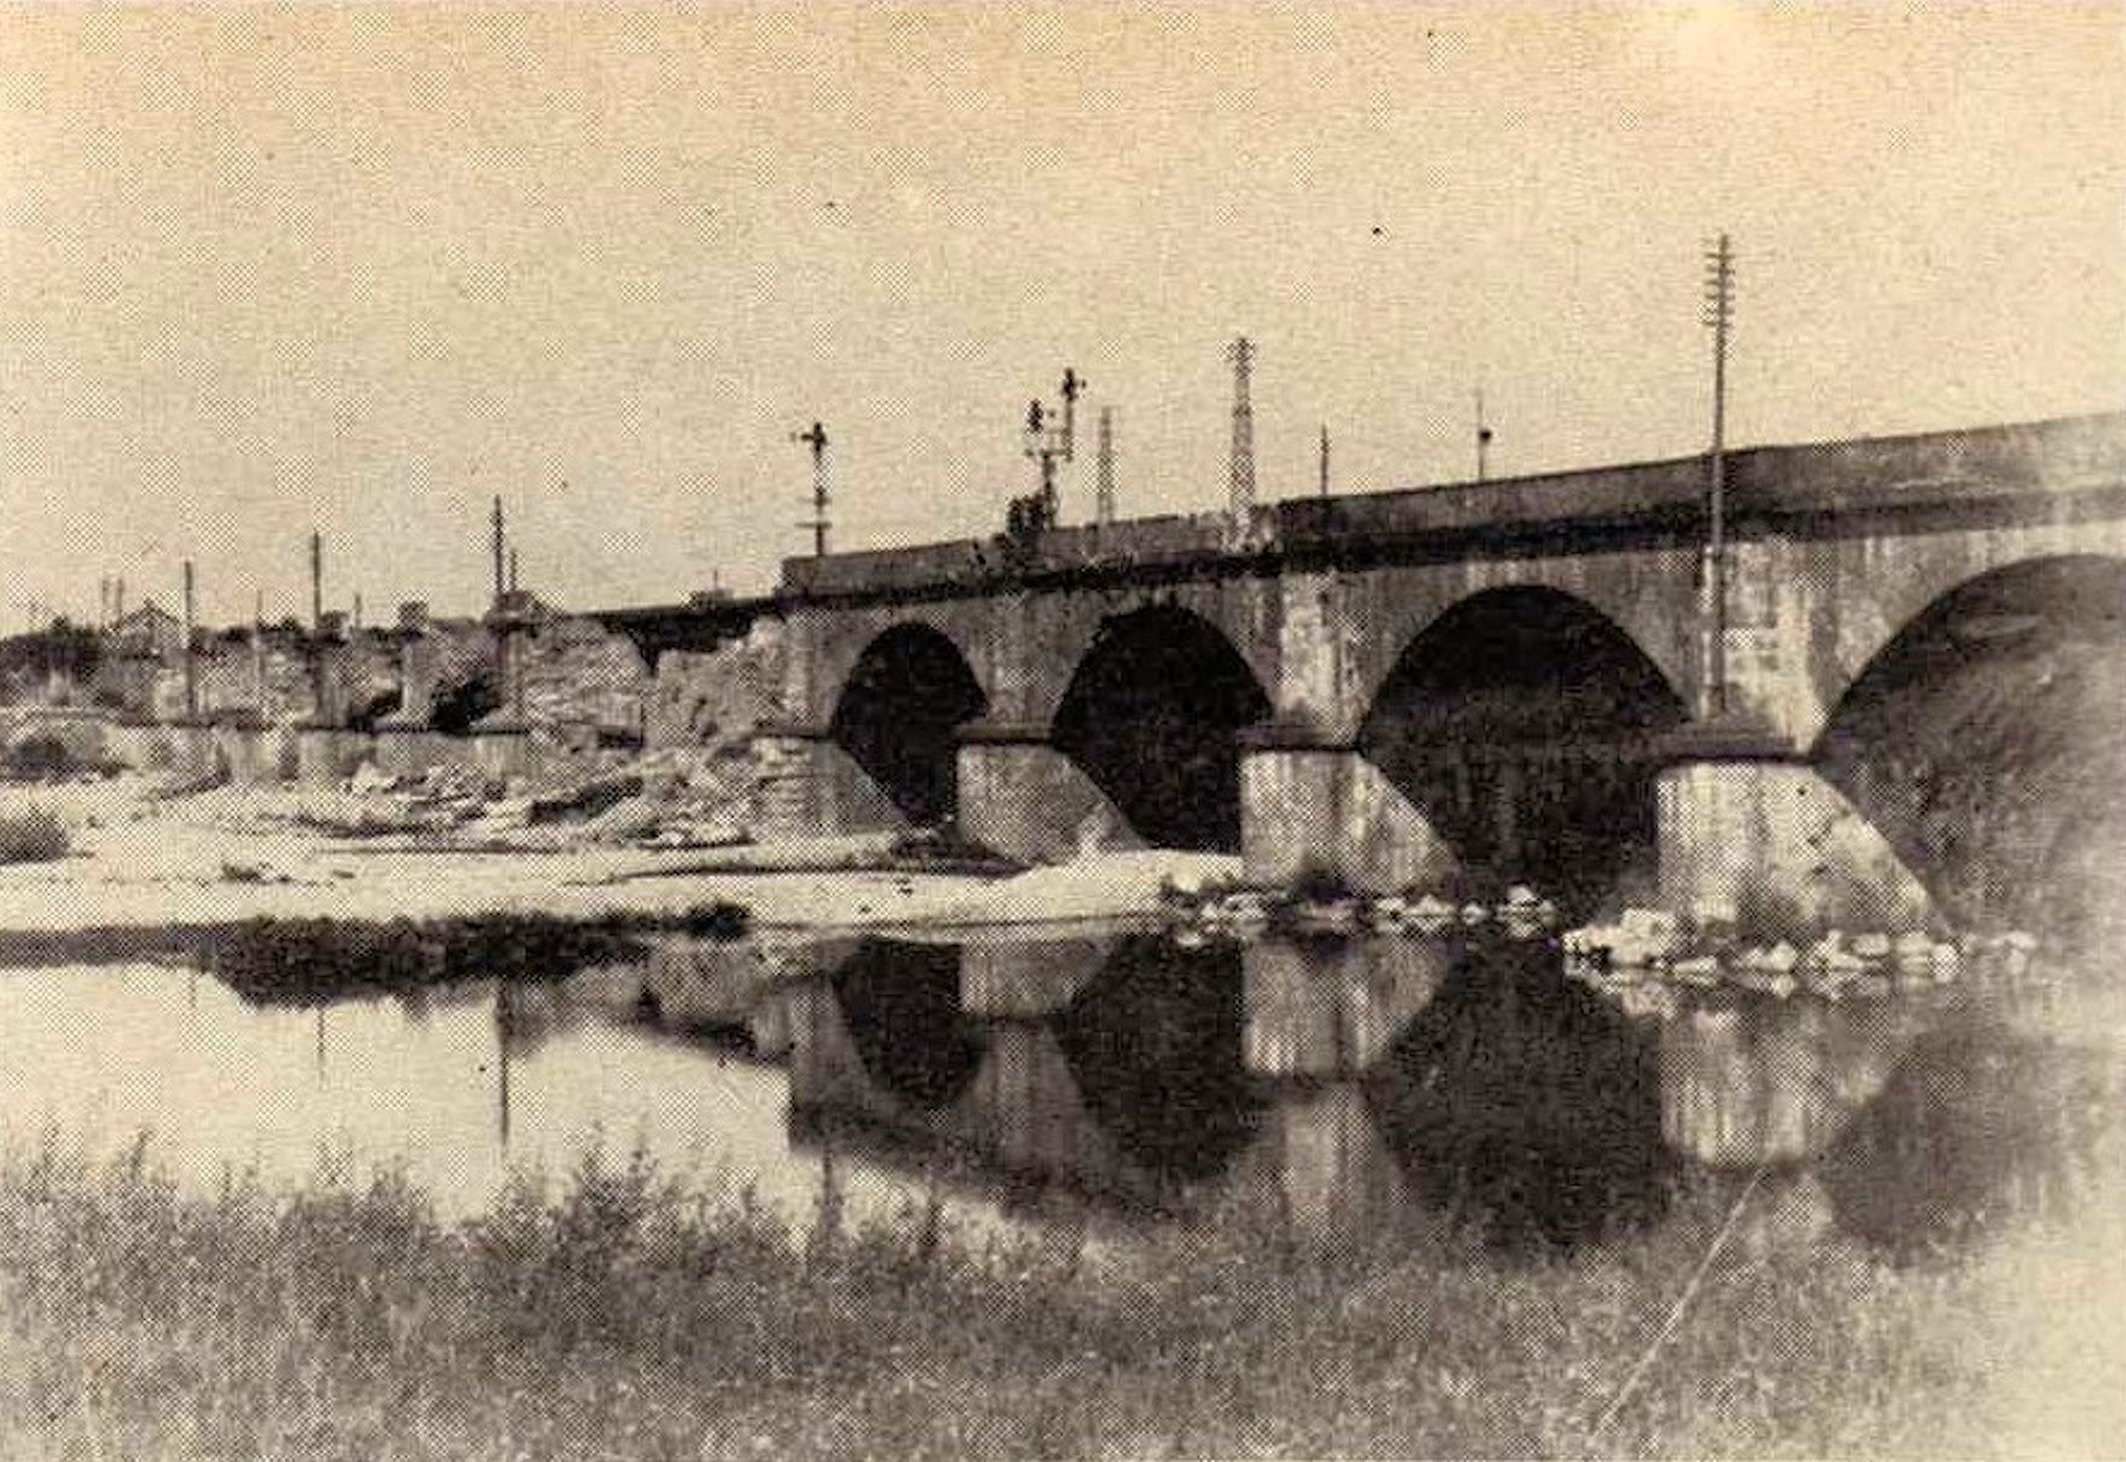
1162;876;1565;945
284;746;761;852
1561;908;2042;1001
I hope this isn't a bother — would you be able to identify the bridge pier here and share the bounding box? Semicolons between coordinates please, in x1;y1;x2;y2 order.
1239;726;1458;892
1655;724;1936;933
959;934;1113;1018
468;592;539;784
751;723;912;840
956;722;1143;863
292;612;356;787
1266;1082;1411;1250
1660;997;1918;1168
372;601;441;780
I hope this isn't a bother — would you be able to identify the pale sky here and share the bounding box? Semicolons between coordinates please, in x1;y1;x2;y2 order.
2;2;2121;626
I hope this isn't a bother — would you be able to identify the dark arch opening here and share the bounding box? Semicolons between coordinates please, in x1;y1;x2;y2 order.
431;676;501;737
1050;606;1272;851
1815;554;2126;934
348;687;401;732
830;625;987;826
1357;587;1687;909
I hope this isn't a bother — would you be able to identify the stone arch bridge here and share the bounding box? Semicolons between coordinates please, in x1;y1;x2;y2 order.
765;413;2126;929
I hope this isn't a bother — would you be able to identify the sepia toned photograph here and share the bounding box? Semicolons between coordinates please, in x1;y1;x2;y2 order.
1;3;2121;1457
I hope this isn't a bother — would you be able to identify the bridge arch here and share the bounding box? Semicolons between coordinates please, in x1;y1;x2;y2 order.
1358;585;1688;905
829;623;988;825
1346;557;1699;741
1814;553;2126;932
1051;604;1272;851
1797;517;2126;746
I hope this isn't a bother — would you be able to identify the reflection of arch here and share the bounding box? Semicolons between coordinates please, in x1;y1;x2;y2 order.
1365;943;1670;1250
1050;606;1272;851
1822;1018;2113;1260
830;625;987;825
1815;555;2126;929
1358;587;1686;903
830;939;984;1110
1051;935;1261;1180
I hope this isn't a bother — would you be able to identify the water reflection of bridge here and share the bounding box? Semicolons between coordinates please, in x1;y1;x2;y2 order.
513;930;2122;1256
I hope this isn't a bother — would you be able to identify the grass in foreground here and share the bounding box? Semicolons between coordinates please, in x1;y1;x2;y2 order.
1;1133;2111;1461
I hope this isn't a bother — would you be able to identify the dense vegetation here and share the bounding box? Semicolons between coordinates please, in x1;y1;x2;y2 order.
0;621;100;703
210;906;750;1006
0;1132;2113;1461
0;807;68;864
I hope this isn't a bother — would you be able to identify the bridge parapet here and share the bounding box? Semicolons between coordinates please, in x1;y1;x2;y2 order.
780;506;1271;602
778;413;2124;608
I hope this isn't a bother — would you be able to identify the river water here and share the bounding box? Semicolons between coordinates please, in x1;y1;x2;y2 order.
1;926;2119;1260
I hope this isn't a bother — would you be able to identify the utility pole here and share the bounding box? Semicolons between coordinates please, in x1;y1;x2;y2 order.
252;588;267;719
1318;424;1331;499
1475;385;1494;483
1227;336;1256;517
181;560;197;719
489;497;506;604
309;533;324;631
1060;368;1081;476
1702;232;1737;719
1094;406;1117;527
793;421;830;557
508;547;519;595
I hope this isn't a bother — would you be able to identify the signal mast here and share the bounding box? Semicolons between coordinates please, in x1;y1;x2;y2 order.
1021;368;1083;528
793;421;830;557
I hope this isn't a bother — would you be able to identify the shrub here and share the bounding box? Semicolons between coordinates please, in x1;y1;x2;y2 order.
886;822;1023;873
2;735;81;781
212;905;755;1006
1287;857;1357;904
677;901;751;939
0;806;68;864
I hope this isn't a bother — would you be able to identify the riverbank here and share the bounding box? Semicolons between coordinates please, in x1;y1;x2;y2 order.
0;775;1237;961
0;1131;2116;1461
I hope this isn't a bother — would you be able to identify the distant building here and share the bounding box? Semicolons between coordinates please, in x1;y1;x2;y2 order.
104;601;187;667
85;601;185;715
